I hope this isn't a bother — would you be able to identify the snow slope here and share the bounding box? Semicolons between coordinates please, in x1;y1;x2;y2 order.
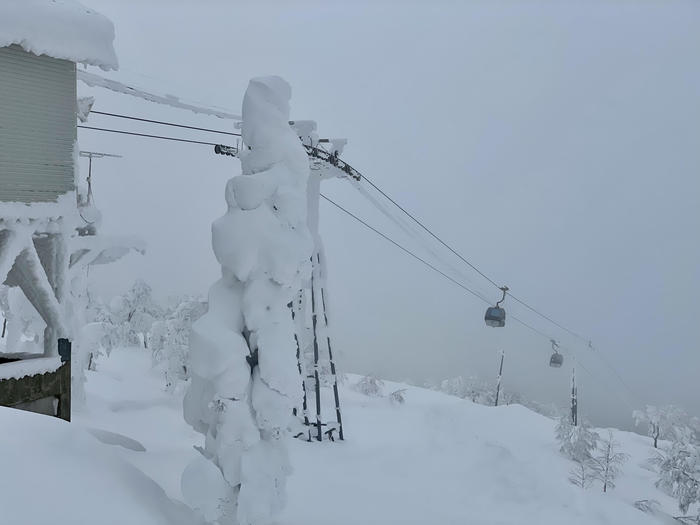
2;347;681;524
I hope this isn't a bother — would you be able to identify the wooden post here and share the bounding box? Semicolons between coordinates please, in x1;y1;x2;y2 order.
57;338;71;421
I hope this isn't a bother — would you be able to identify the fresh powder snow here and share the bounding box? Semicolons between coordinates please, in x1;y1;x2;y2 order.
17;346;678;525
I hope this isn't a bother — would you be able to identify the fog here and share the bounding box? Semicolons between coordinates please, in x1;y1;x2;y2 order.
78;0;700;430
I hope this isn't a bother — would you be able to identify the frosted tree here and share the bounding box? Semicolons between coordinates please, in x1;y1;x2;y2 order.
654;433;700;518
181;76;313;525
556;415;599;462
569;460;594;489
634;405;689;448
591;431;629;492
150;297;206;390
110;279;162;348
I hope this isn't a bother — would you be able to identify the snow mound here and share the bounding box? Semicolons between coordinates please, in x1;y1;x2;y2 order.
0;0;118;70
0;406;201;525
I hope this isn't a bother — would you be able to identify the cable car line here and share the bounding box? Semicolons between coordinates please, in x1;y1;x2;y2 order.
77;120;639;406
90;110;242;137
360;174;595;343
319;194;492;305
77;125;224;146
319;193;636;410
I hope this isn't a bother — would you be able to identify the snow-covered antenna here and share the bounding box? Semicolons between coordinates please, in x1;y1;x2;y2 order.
78;151;122;206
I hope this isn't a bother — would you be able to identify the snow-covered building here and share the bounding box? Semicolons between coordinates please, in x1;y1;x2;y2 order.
0;0;117;202
0;1;116;366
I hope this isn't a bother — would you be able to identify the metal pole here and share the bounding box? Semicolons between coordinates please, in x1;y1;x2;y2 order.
310;258;323;442
317;252;344;441
571;367;578;426
289;298;309;426
494;350;504;407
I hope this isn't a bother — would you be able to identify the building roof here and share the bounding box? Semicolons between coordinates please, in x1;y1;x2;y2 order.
0;0;118;71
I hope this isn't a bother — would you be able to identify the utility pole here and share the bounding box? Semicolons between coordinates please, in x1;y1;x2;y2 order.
571;367;578;426
494;350;505;406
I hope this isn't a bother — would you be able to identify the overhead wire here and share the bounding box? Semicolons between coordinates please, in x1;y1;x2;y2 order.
90;111;241;137
319;193;637;411
78;111;640;406
77;125;224;146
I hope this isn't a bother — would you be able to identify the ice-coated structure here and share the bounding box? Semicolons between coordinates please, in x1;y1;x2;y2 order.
182;76;313;525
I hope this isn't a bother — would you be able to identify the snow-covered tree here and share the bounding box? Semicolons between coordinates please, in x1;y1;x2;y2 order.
591;431;629;492
556;415;599;462
181;76;313;525
654;434;700;517
110;279;162;348
150;296;206;390
634;405;689;448
569;460;594;489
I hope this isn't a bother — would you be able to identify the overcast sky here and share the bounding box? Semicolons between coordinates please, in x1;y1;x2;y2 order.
78;0;700;429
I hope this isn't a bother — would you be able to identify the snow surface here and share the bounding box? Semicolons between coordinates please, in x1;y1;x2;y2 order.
0;356;61;380
0;402;202;525
39;347;681;525
0;0;118;70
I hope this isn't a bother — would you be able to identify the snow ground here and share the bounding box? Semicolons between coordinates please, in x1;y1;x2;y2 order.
0;347;682;524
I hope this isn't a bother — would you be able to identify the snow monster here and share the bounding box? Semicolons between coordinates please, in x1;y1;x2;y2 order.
182;76;313;525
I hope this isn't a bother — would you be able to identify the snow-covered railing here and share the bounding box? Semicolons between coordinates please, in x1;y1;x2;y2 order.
0;339;71;421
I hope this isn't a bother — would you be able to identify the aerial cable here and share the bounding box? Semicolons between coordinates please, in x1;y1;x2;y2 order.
320;193;638;410
78;118;639;407
90;110;242;137
77;125;223;146
320;194;492;305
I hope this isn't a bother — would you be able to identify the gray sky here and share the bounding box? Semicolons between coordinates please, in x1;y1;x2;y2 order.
79;0;700;429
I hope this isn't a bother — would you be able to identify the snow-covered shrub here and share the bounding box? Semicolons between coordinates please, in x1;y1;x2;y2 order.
556;415;599;463
182;76;312;525
653;434;700;516
633;499;661;515
353;375;385;397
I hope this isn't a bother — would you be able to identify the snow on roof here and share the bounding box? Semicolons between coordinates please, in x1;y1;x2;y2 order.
0;0;118;70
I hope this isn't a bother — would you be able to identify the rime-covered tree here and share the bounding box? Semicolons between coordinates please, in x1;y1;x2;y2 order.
110;279;162;348
634;405;689;448
654;432;700;517
181;76;312;525
150;297;206;390
591;431;629;492
556;415;599;462
569;460;594;489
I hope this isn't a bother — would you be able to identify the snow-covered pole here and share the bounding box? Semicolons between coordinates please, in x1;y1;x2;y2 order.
494;350;505;407
571;366;578;427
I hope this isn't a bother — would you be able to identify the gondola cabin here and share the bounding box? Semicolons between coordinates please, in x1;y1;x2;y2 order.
549;352;564;368
484;306;506;327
